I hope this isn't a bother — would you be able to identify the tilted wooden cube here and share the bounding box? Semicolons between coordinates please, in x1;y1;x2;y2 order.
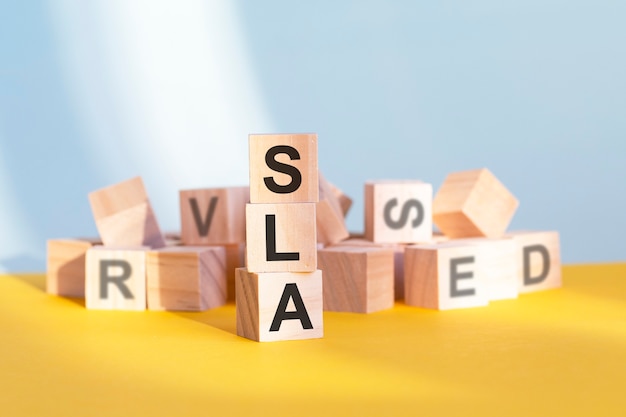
236;268;323;342
179;186;248;245
404;242;489;310
88;176;166;248
364;180;433;244
316;174;349;246
85;246;148;311
245;203;317;273
146;246;227;311
506;230;561;293
327;180;353;217
318;246;394;313
224;243;246;302
433;168;519;239
47;238;100;297
249;133;319;204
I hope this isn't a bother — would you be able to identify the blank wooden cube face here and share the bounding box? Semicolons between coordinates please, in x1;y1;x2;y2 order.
146;246;227;311
318;246;394;313
249;134;319;204
224;243;246;302
236;268;323;342
507;231;561;293
433;168;519;239
179;186;249;245
47;239;98;297
85;246;147;310
404;242;489;310
246;203;317;273
88;177;165;248
364;180;433;244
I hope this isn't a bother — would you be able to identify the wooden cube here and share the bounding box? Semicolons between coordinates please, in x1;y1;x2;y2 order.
327;181;353;217
46;238;99;297
316;174;349;245
318;246;394;313
249;134;319;204
506;231;561;293
404;242;489;310
245;203;317;273
455;237;518;300
364;180;433;244
224;243;246;302
85;246;147;310
146;246;227;311
236;268;323;342
433;168;519;239
179;186;248;245
88;177;166;248
328;238;406;301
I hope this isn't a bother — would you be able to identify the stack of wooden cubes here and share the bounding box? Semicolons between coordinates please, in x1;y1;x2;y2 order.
235;134;324;342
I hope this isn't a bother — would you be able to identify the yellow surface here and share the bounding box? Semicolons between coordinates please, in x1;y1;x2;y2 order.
1;264;625;416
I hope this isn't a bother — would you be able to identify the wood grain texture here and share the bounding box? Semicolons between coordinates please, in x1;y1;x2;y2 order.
364;180;433;244
46;238;98;297
88;177;166;248
245;203;317;273
433;168;519;239
316;174;350;245
327;180;353;217
224;243;246;302
506;230;561;293
404;242;489;310
179;186;248;245
328;238;407;301
85;246;147;310
318;246;394;313
235;268;323;342
249;133;319;204
146;246;227;311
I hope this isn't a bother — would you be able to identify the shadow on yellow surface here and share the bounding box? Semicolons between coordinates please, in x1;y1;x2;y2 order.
1;264;625;416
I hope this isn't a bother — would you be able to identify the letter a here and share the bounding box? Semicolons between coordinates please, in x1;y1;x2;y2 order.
269;283;313;331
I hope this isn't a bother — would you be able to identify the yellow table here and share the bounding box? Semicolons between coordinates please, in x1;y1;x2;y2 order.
1;264;625;416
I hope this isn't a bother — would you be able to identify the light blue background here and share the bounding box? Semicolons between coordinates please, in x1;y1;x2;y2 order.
1;1;624;271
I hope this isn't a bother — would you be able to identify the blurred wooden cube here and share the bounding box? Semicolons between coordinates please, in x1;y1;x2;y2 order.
179;186;248;245
404;242;489;310
223;243;246;302
506;230;561;293
88;177;166;248
318;246;394;313
236;268;323;342
245;203;317;273
46;238;99;297
249;133;319;204
365;180;433;244
327;180;353;217
85;246;147;310
433;168;519;239
146;246;227;311
455;237;518;300
316;174;349;245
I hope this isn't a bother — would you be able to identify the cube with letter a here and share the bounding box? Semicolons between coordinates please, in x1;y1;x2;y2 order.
249;134;319;204
404;241;489;310
236;268;323;342
364;180;433;244
85;246;147;311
